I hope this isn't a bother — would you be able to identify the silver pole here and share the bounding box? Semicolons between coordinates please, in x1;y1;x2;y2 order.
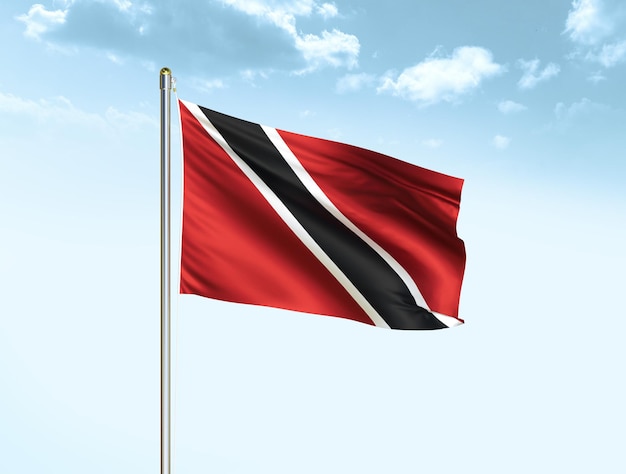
159;67;172;474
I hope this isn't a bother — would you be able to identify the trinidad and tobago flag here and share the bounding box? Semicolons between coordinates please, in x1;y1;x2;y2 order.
178;99;466;330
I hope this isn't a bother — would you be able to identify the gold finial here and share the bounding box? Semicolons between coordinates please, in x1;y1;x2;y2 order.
160;67;173;90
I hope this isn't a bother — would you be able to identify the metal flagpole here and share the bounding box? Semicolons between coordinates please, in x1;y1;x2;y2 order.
159;67;172;474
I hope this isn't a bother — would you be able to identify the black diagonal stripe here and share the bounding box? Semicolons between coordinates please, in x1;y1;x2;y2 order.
199;106;446;330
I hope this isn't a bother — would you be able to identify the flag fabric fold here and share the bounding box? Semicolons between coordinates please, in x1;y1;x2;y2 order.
178;99;466;330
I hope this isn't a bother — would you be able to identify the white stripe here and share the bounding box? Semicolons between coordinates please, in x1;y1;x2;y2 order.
263;125;460;328
432;312;463;327
181;100;390;329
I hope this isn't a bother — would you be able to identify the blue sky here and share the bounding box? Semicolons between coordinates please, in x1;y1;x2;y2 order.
1;1;625;472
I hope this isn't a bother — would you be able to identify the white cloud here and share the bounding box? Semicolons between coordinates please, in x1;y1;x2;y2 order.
0;92;156;131
104;107;158;130
554;97;609;121
517;59;560;89
593;40;626;66
18;0;358;76
492;135;511;150
240;69;270;85
0;92;101;125
587;70;607;82
221;0;341;32
192;78;226;92
106;52;124;64
563;0;626;69
112;0;133;12
294;29;359;73
222;0;309;15
317;2;338;19
327;127;343;140
16;3;67;40
498;100;527;114
335;73;376;93
221;0;358;73
551;97;613;131
377;46;504;106
220;0;297;33
564;0;613;45
421;138;443;149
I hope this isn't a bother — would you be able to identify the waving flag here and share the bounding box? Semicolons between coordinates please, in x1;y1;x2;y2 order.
178;99;466;329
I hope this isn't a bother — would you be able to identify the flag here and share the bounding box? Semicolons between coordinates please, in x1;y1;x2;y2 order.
178;99;466;330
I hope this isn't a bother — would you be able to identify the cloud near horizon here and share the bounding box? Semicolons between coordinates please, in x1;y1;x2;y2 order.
0;90;157;133
548;96;622;132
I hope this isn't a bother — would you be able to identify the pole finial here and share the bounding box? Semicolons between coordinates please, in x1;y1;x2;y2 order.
160;68;172;90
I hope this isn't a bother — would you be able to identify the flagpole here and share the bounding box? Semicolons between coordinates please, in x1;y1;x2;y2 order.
159;67;172;474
